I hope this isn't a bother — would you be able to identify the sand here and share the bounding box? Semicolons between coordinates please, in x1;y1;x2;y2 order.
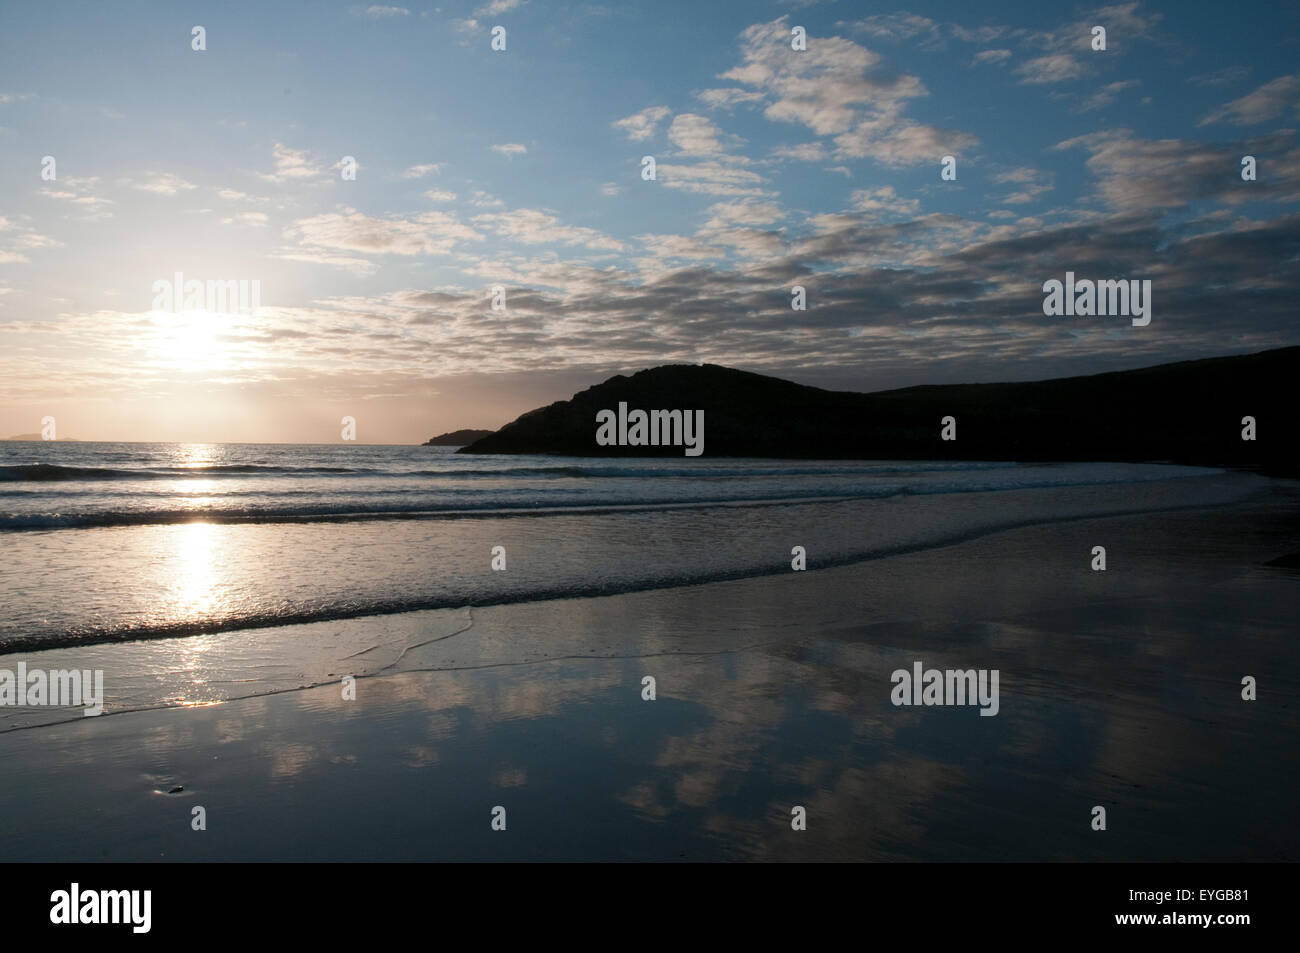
2;483;1298;861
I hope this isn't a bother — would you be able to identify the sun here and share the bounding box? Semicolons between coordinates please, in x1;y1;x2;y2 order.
149;309;225;372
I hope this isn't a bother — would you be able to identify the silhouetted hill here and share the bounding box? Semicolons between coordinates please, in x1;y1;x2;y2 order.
460;348;1299;474
423;429;495;446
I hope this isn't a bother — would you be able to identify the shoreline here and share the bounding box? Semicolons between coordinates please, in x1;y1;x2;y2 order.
0;466;1269;658
2;486;1297;860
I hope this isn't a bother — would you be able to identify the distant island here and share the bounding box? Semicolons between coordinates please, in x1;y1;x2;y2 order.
459;347;1299;474
2;434;79;441
423;429;496;447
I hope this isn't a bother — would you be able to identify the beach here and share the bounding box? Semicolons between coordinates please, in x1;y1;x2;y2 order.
5;0;1300;885
3;474;1296;862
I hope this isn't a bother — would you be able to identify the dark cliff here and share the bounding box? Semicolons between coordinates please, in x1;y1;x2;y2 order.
459;348;1299;473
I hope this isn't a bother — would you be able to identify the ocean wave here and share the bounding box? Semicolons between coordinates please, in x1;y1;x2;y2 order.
435;461;1024;479
0;459;1023;483
0;463;138;482
0;487;912;530
0;462;364;481
0;481;1253;658
0;466;1224;531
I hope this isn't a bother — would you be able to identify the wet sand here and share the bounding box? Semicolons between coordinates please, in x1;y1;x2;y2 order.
2;485;1298;861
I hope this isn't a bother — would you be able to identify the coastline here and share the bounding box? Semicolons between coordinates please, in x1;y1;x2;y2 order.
0;463;1263;656
3;480;1297;861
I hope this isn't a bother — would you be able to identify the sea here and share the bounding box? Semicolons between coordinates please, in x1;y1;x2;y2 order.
0;440;1250;656
2;440;1295;861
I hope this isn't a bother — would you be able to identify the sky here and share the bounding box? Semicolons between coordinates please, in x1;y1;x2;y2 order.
1;0;1298;443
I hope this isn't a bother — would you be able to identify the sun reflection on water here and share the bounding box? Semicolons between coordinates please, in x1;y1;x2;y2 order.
160;524;231;705
165;521;224;619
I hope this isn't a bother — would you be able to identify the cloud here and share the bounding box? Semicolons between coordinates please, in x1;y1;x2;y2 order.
1001;184;1053;205
1012;2;1162;86
475;0;524;14
1078;79;1140;112
1199;73;1300;127
12;203;1300;397
850;13;943;48
469;190;504;208
657;159;770;197
1016;53;1085;85
695;88;765;110
472;208;623;251
992;167;1037;185
290;209;483;257
218;188;268;202
850;186;919;219
126;172;198;195
9;0;1300;408
771;142;827;161
276;251;378;275
702;199;784;228
39;176;113;217
719;17;975;166
834;115;976;166
0;221;63;263
987;168;1057;205
221;212;269;227
668;113;736;155
491;143;528;157
613;106;671;141
320;210;1300;380
1055;128;1300;209
849;14;1007;51
401;163;442;178
635;233;726;261
361;5;409;16
971;49;1011;66
259;143;326;183
723;18;925;136
949;24;1007;44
